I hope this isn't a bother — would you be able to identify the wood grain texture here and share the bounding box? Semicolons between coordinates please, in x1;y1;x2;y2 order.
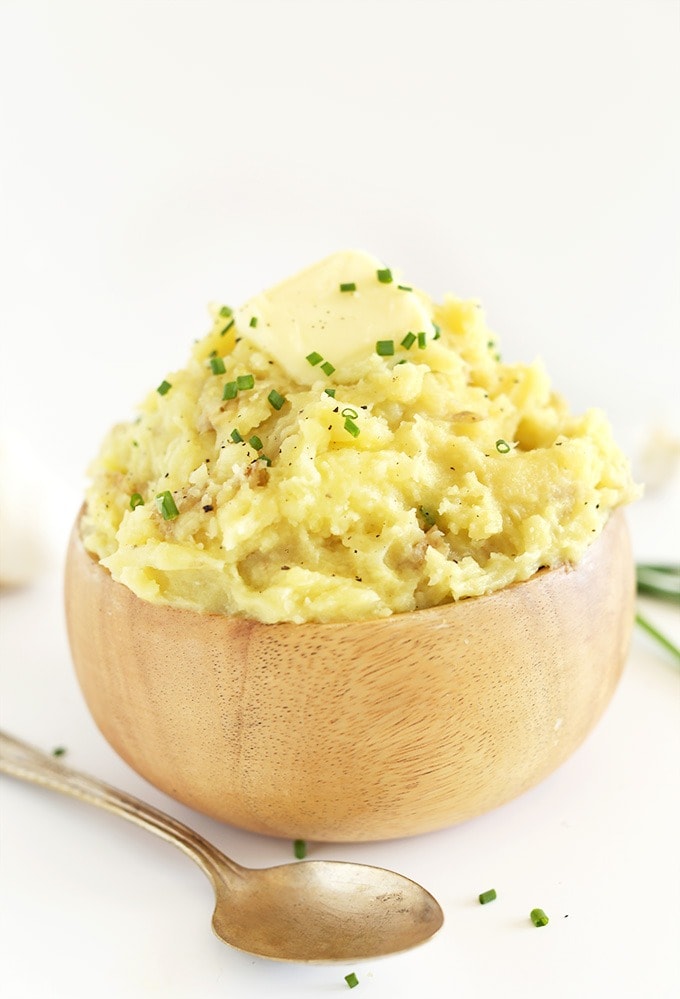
65;510;634;842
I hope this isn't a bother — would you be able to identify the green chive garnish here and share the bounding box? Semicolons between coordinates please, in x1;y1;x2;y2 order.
344;417;360;438
155;491;179;520
345;972;359;989
129;492;144;510
52;746;67;757
635;563;680;602
635;612;680;660
209;356;226;375
249;316;258;327
293;839;307;859
230;429;243;443
433;323;441;340
478;889;497;905
320;361;335;376
377;268;393;283
306;351;323;366
376;340;395;356
249;435;263;450
219;305;232;318
237;373;255;390
222;381;238;400
496;439;511;454
324;387;336;397
418;506;436;527
341;407;358;419
417;330;427;349
220;318;235;336
340;282;356;292
530;908;549;927
156;380;172;396
397;284;412;291
401;332;416;349
268;389;286;410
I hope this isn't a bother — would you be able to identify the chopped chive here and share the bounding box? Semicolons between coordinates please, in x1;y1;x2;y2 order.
293;839;307;859
340;282;356;292
52;746;67;757
341;407;358;419
401;332;416;349
222;381;238;400
129;492;144;510
344;417;360;438
345;972;359;989
268;388;286;410
209;356;226;375
230;428;243;443
258;454;272;466
530;908;549;927
478;889;497;905
236;373;255;390
376;339;395;356
417;330;427;349
397;284;412;291
306;351;323;366
249;316;258;328
155;491;179;520
156;380;172;396
320;361;335;376
418;506;436;527
433;322;441;340
376;267;393;284
324;387;336;397
495;439;511;454
219;305;232;318
249;435;263;450
395;358;408;364
220;318;235;336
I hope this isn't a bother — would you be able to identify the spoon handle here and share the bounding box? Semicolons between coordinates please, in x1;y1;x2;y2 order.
0;730;242;883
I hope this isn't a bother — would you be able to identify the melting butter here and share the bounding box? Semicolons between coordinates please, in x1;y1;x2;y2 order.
233;249;435;383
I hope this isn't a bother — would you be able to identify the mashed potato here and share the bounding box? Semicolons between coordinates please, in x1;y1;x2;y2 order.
81;251;639;623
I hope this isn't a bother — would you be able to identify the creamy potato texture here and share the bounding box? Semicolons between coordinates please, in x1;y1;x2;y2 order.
82;251;639;623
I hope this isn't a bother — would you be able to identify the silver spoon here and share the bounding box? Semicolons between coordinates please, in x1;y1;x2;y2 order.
0;730;443;962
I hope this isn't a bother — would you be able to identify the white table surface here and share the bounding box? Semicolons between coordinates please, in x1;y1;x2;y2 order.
1;2;679;997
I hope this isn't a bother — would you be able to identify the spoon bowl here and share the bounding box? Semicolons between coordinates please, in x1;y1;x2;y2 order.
0;731;443;962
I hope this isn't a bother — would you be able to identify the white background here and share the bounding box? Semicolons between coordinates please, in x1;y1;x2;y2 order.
1;2;679;997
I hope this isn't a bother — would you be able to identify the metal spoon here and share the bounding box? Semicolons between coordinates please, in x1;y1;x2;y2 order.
0;730;443;962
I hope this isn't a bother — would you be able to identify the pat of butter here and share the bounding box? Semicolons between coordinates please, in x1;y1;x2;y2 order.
233;250;435;384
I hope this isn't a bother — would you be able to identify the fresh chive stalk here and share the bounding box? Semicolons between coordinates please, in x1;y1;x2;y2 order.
218;305;232;318
376;268;392;284
320;361;335;376
236;373;255;390
293;839;307;859
209;356;226;375
496;439;511;454
376;340;395;356
478;889;497;905
306;351;323;366
249;435;263;450
129;492;144;510
156;380;172;396
222;381;238;400
401;332;416;349
340;282;356;292
344;972;359;989
230;429;243;443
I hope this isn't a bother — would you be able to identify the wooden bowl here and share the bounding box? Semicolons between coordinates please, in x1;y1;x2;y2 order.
65;510;634;842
